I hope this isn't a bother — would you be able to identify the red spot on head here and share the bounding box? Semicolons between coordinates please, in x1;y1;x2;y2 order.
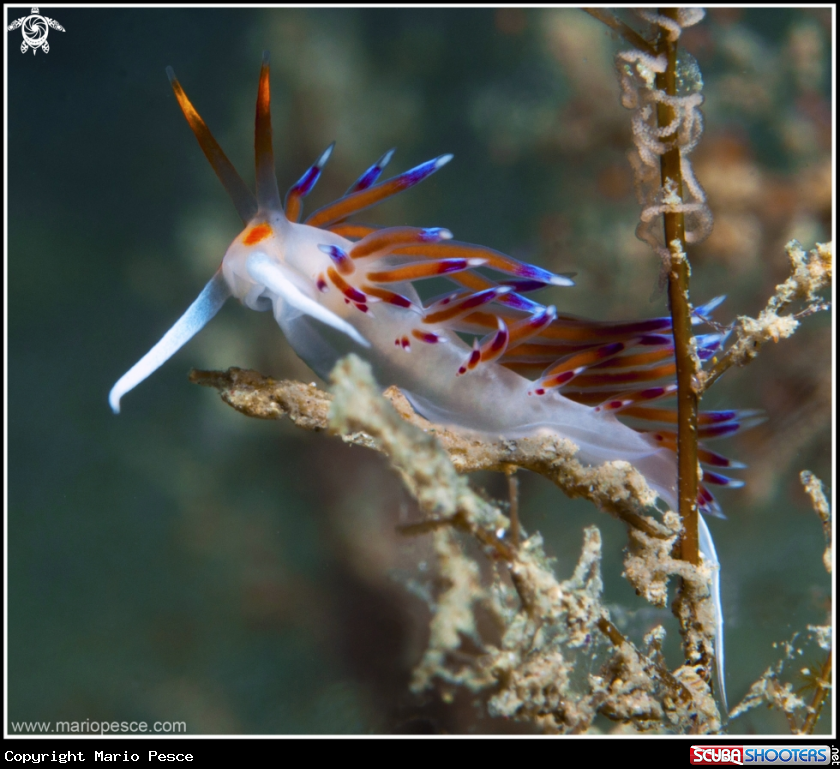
316;275;328;292
243;223;273;245
535;388;545;396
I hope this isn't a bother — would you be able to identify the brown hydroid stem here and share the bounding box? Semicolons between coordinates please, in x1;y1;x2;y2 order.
656;8;699;566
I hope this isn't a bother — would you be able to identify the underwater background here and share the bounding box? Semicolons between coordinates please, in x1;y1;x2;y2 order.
7;8;832;734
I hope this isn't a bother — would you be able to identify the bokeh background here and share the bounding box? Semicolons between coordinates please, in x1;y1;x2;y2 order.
8;8;832;734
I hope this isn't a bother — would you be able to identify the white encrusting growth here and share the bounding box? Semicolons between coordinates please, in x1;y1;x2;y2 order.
616;9;712;275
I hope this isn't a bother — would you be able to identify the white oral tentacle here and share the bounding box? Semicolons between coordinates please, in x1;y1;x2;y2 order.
246;252;370;349
109;269;231;413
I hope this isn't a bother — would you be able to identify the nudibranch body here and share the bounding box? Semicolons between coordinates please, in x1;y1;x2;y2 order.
110;54;750;711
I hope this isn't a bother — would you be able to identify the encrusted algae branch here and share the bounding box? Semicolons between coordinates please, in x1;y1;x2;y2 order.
190;364;670;540
330;356;721;733
194;354;723;733
698;241;833;394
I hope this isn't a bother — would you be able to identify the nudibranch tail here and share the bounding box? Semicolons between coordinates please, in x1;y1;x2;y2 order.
698;513;727;715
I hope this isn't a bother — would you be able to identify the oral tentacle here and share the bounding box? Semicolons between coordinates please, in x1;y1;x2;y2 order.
246;252;370;349
108;269;231;413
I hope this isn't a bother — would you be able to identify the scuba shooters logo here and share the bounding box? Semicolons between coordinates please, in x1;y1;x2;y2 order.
690;746;830;766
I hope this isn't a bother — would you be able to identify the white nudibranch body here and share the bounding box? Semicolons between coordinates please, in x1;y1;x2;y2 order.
110;54;751;715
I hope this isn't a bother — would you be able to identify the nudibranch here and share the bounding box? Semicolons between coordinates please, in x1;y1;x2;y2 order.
110;53;753;712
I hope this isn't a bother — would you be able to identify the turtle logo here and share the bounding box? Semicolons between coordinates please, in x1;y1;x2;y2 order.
8;7;65;54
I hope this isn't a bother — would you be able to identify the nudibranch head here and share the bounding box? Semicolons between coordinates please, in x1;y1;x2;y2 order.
108;55;350;412
109;53;465;412
221;218;287;308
